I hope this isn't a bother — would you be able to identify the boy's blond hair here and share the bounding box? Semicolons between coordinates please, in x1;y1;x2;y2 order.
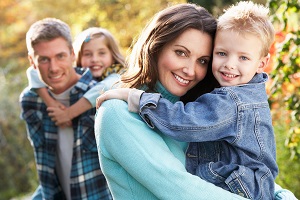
217;1;275;57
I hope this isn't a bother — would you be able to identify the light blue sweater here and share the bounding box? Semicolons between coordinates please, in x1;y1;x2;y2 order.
94;82;247;200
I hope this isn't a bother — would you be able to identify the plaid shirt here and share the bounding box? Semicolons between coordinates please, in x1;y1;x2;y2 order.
20;68;112;200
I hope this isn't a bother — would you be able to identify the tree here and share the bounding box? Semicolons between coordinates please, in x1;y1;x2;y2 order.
267;0;300;159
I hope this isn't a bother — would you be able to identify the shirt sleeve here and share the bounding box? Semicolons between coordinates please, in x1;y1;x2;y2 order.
127;88;144;113
83;73;120;107
138;92;237;142
95;99;246;200
26;66;46;89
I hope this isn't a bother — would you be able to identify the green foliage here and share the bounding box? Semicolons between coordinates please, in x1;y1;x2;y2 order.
188;0;267;16
274;116;300;198
267;0;300;159
0;0;299;198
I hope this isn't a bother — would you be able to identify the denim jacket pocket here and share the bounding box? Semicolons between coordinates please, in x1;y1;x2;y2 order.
80;115;97;152
225;166;252;199
196;162;226;185
24;110;45;148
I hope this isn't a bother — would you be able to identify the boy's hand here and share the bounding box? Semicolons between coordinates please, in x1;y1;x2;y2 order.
96;88;131;109
47;106;72;127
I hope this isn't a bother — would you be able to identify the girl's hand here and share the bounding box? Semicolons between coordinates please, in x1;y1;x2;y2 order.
96;88;131;109
47;106;72;127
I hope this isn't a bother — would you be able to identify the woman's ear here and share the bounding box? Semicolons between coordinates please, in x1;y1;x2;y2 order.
257;53;270;73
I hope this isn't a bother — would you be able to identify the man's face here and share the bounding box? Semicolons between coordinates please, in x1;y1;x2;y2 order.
28;37;77;94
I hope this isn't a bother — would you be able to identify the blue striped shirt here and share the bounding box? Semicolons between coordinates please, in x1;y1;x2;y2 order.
20;68;112;200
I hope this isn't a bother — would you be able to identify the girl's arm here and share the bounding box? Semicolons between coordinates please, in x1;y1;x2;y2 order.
48;73;120;126
27;66;70;127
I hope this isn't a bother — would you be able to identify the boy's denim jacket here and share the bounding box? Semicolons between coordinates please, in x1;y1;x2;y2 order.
138;73;278;200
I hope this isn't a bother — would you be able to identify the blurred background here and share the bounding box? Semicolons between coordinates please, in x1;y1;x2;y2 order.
0;0;299;199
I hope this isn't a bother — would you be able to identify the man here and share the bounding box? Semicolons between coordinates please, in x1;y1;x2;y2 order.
20;18;111;200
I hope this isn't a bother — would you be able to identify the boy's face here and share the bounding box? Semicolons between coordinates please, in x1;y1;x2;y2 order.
28;37;78;94
212;30;268;87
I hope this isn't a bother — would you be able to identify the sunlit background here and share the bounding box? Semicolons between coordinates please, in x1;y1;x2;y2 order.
0;0;299;199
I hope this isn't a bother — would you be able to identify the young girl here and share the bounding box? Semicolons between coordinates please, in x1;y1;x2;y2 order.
27;27;125;126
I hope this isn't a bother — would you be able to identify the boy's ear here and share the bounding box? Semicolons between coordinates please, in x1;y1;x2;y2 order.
257;53;270;73
28;54;37;69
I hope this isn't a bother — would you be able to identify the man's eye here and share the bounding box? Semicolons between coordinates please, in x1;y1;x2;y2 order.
38;57;49;64
57;54;66;60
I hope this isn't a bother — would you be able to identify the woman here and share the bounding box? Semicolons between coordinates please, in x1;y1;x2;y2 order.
95;3;297;200
94;3;246;199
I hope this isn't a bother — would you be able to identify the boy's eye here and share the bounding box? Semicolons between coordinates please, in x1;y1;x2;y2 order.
241;56;249;61
217;52;226;56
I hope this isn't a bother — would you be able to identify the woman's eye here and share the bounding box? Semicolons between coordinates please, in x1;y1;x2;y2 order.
175;50;186;57
198;58;208;65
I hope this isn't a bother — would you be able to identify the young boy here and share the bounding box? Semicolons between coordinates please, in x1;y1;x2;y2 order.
96;1;280;199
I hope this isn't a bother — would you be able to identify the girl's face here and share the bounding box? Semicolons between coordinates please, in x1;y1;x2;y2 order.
157;28;213;97
81;36;114;78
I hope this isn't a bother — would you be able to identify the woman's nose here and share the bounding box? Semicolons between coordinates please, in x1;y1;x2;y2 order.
182;63;196;76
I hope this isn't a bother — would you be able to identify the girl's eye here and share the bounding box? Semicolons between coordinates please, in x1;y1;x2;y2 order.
175;50;187;57
83;53;92;57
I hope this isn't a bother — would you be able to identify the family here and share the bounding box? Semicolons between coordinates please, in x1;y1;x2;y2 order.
19;1;297;200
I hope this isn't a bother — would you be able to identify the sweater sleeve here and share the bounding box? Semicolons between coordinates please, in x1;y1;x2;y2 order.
26;66;46;89
83;73;120;107
95;99;246;200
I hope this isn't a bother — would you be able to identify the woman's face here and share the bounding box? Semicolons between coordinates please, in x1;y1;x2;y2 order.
157;28;213;97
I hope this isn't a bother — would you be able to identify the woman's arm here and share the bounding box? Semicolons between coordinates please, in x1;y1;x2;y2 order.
95;99;246;200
